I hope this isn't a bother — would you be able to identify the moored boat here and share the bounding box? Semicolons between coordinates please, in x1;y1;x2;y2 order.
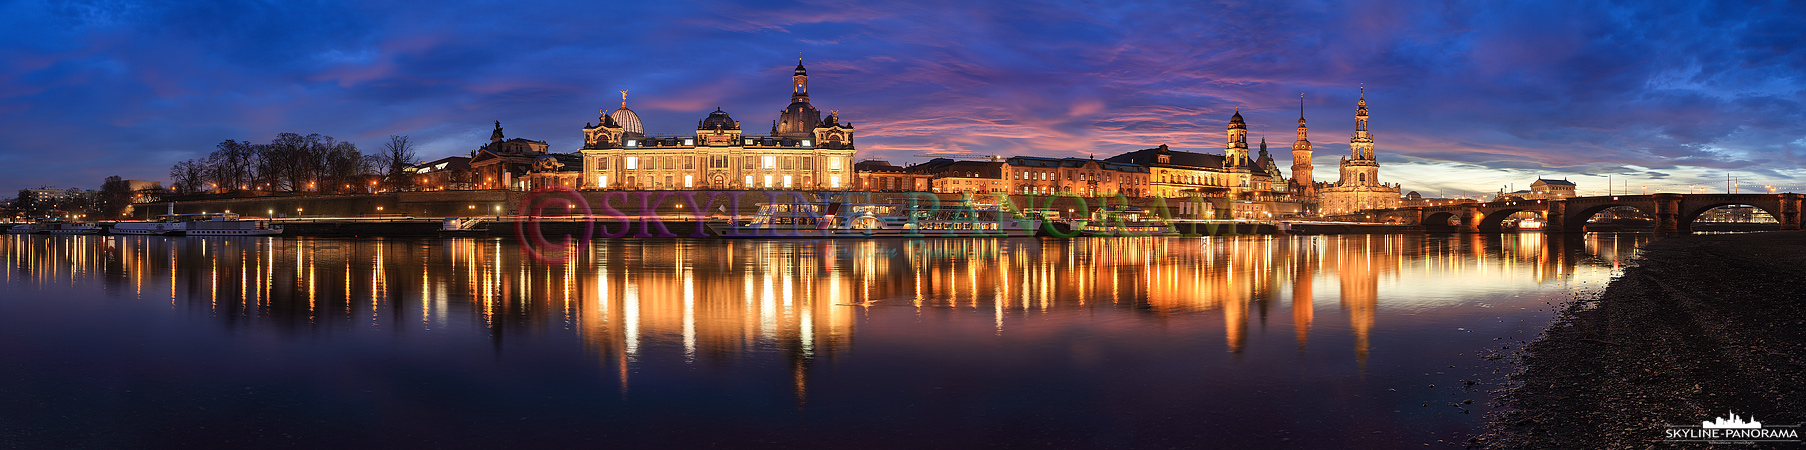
710;195;1042;238
45;222;102;235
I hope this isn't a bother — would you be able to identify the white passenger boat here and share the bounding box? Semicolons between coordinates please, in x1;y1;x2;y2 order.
710;196;1041;238
112;213;282;236
7;222;48;234
1514;218;1546;231
45;222;102;235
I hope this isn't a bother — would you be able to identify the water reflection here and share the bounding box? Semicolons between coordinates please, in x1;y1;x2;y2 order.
4;233;1640;371
0;232;1655;447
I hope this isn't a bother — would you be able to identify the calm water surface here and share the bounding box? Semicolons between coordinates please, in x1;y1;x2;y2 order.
0;233;1645;448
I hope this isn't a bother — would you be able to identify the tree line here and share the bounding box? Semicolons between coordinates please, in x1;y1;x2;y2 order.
169;133;416;194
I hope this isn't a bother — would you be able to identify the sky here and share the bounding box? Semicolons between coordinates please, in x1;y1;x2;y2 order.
1;0;1803;198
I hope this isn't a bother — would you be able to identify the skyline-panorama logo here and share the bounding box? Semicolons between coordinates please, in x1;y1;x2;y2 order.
1664;410;1801;445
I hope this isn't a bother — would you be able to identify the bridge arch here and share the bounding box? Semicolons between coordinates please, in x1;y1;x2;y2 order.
1679;202;1780;232
1561;202;1653;233
1478;208;1536;233
1422;211;1461;233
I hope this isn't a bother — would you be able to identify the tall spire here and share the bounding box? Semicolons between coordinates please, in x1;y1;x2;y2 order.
1351;85;1374;161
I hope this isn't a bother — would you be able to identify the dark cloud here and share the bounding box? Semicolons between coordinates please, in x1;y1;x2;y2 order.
0;0;1802;193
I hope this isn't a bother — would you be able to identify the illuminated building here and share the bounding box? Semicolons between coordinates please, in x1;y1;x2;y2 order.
579;60;856;191
1317;88;1402;215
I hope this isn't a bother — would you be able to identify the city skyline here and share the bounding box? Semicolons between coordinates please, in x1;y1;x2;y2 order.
2;0;1802;197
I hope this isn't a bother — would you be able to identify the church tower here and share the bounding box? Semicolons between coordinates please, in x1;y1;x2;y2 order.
1339;87;1379;187
1225;109;1250;169
1291;94;1315;196
775;59;822;138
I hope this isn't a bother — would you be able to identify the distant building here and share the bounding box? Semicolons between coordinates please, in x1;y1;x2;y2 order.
1317;88;1402;215
405;156;474;191
854;160;931;192
1496;179;1578;201
469;121;552;190
1400;191;1478;208
578;60;856;191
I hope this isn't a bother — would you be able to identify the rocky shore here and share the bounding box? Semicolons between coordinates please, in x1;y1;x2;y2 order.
1479;232;1806;448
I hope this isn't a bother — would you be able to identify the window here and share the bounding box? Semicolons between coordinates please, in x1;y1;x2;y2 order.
743;156;755;170
783;175;793;188
745;175;753;187
665;176;673;187
596;175;607;188
597;157;609;170
764;175;774;188
829;157;842;170
801;139;812;147
830;175;840;188
782;156;794;170
745;139;753;145
684;156;694;169
684;175;693;188
683;138;694;146
801;156;812;170
710;155;727;169
626;139;638;147
763;156;776;170
624;156;638;170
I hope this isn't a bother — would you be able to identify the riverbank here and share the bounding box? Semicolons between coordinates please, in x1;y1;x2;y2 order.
1479;231;1806;448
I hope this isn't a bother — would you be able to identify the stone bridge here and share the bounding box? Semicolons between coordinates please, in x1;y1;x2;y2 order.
1323;193;1805;234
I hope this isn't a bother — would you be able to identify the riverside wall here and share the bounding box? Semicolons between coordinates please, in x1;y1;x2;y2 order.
143;190;1304;221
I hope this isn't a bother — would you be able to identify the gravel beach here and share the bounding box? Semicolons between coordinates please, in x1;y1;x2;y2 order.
1479;231;1806;449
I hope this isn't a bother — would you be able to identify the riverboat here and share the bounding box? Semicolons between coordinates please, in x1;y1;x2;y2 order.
710;196;1041;238
1072;207;1179;237
7;222;48;234
45;222;102;235
1512;218;1546;231
112;213;282;236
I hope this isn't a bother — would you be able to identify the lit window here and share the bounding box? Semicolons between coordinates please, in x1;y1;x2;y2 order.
624;156;638;170
626;140;638;147
783;175;793;188
829;157;842;170
763;155;776;170
745;175;753;187
684;175;693;188
600;176;608;187
764;175;774;188
801;139;812;147
745;139;752;145
684;138;694;146
830;175;840;188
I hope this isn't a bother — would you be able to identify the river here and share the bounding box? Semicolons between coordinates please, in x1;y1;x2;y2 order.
0;233;1645;448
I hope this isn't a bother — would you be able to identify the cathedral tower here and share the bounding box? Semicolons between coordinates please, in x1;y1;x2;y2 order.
1339;87;1379;187
1225;109;1250;168
775;59;822;137
1291;93;1315;196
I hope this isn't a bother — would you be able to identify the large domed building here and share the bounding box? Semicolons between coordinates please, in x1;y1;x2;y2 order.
580;60;856;191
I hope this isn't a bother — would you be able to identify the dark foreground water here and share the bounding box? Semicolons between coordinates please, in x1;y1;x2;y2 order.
0;233;1645;449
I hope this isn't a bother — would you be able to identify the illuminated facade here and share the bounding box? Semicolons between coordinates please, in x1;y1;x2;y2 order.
1318;88;1402;215
579;61;856;191
469;121;551;190
1103;111;1289;199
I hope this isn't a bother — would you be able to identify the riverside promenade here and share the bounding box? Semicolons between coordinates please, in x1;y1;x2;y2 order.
1480;232;1806;448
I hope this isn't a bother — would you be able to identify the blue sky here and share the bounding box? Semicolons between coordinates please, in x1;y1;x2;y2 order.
2;0;1802;197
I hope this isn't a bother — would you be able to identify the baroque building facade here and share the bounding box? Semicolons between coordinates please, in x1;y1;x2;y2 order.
579;60;856;191
1317;88;1402;215
1103;110;1288;200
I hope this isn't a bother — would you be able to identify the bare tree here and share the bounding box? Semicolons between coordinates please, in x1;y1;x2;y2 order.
97;176;132;218
170;159;206;193
380;135;417;191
